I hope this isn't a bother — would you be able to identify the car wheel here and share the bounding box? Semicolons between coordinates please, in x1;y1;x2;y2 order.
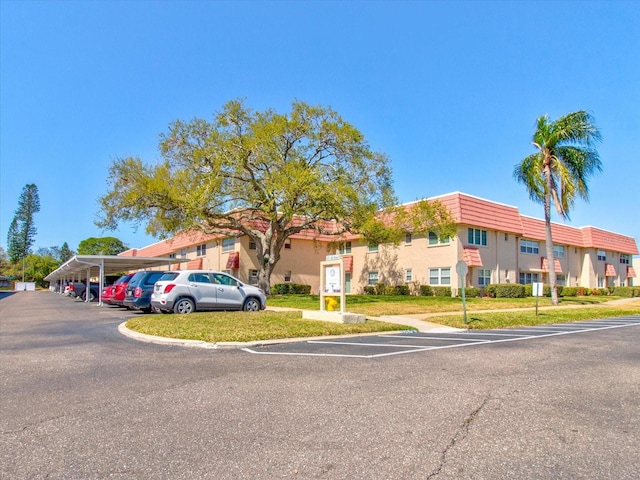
82;291;96;302
243;297;260;312
174;298;195;314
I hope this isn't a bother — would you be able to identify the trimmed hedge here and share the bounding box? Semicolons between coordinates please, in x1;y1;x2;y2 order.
362;284;411;295
417;285;452;297
419;285;433;296
457;287;481;298
432;286;452;297
485;283;526;298
612;286;635;298
271;283;311;294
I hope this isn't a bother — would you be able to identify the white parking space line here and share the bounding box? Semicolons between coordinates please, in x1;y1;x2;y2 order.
378;335;488;343
244;318;640;358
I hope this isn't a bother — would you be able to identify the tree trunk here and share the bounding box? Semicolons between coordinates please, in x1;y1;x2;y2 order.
544;190;559;306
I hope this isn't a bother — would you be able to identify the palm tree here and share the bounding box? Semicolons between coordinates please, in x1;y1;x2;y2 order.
514;111;602;305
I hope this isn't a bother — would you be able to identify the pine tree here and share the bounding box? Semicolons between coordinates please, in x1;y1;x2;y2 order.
6;184;41;264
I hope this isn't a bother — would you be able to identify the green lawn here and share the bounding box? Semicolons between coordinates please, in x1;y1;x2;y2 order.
427;303;640;329
267;293;625;315
126;310;411;343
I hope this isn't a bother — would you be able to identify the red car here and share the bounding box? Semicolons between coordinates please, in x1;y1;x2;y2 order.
104;273;134;306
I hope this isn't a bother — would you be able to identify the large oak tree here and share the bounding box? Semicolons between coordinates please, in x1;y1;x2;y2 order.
97;100;455;293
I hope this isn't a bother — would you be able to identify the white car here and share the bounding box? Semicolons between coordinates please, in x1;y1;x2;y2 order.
150;270;267;314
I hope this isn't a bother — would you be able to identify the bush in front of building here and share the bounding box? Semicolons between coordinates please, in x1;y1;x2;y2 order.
561;287;578;297
431;286;452;297
419;285;433;296
362;284;411;295
417;285;450;297
612;286;636;297
485;284;526;298
271;283;311;294
457;287;480;298
392;285;410;295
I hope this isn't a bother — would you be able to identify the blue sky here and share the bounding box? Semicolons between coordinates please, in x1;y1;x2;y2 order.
1;0;638;255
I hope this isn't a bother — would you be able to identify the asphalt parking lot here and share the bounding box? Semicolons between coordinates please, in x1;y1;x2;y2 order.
2;291;639;479
245;317;640;358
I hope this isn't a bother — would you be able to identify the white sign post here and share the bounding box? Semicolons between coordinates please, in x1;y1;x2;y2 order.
456;260;469;325
302;255;365;324
320;257;345;313
532;282;544;316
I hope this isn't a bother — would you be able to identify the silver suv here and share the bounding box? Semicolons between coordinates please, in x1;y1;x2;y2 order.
150;270;267;314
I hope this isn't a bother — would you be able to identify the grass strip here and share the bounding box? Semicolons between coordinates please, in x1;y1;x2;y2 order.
126;310;413;343
426;303;640;330
267;294;623;316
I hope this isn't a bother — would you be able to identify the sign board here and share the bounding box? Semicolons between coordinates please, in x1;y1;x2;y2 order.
455;260;468;277
325;265;341;293
319;258;346;313
532;282;544;297
326;254;341;261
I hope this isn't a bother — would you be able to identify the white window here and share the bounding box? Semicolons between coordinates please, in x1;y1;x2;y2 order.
338;242;352;254
553;245;565;258
478;269;491;287
429;231;450;245
597;276;604;288
249;240;256;250
222;238;235;253
249;269;259;285
368;271;379;286
169;253;176;259
284;270;291;282
620;254;630;265
405;233;412;244
556;274;566;286
429;268;451;285
519;272;539;284
405;269;413;282
284;240;292;249
368;243;379;253
180;248;187;259
196;244;207;256
520;240;539;255
468;228;487;246
597;250;606;262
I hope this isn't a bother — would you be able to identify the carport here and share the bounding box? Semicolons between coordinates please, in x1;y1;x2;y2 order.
44;255;174;306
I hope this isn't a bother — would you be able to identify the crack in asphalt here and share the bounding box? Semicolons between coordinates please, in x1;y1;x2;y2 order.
427;394;491;479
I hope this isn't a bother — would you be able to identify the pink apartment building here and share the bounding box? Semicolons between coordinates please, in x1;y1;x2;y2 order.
120;192;638;293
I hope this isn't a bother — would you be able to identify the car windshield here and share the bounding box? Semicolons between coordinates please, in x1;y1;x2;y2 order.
159;273;179;281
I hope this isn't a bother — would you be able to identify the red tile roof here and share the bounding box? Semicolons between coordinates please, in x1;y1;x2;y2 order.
225;252;239;269
628;266;637;278
343;255;353;273
186;258;203;270
605;264;617;277
463;247;483;267
582;227;639;255
541;257;563;273
120;192;639;258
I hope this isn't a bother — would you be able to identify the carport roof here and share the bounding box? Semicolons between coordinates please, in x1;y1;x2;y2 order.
44;255;175;282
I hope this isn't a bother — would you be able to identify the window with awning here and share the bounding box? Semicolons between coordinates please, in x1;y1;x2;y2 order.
463;247;483;267
226;252;239;269
541;257;563;273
